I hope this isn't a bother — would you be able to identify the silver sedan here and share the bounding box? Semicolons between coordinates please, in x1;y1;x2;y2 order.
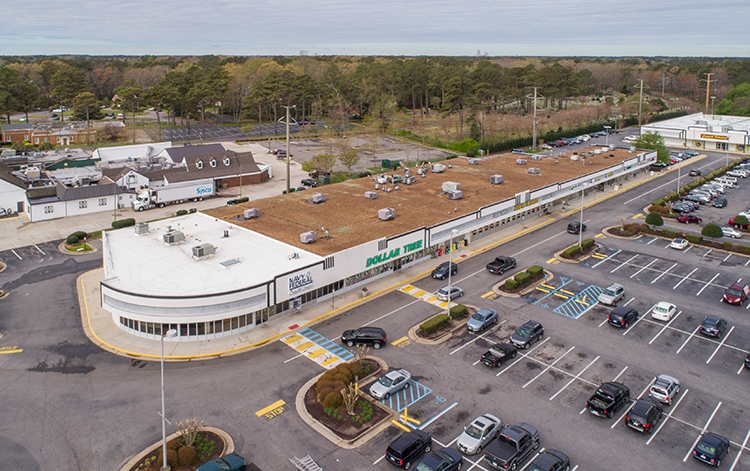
436;286;464;301
369;369;411;399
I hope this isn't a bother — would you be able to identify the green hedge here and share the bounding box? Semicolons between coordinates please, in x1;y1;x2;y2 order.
419;314;451;334
739;245;750;255
514;272;531;285
562;246;582;258
112;218;136;229
685;234;702;243
505;279;519;291
526;265;543;278
661;229;679;238
581;238;595;249
176;209;188;216
449;304;467;319
66;234;80;245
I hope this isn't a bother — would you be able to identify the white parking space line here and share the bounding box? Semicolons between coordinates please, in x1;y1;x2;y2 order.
673;267;698;289
706;326;735;364
623;303;655;336
630;258;657;278
649;311;682;344
523;346;575;388
283;353;305;363
729;427;750;470
703;249;713;258
611;378;655;429
646;237;658;245
738;357;749;375
723;253;733;262
364;298;422;326
611;254;638;273
745;258;750;267
611;365;629;382
549;355;600;401
646;388;690;445
463;455;488;471
11;249;22;260
676;326;700;354
450;320;507;356
34;244;46;255
651;262;677;284
520;449;545;471
497;338;550;376
372;455;385;465
683;402;723;462
419;402;458;431
571;466;579;471
696;273;721;296
592;249;621;268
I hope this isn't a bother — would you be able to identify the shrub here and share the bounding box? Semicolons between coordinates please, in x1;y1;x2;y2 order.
177;445;198;466
561;245;582;258
66;234;80;245
323;391;343;409
112;218;136;229
317;387;334;404
166;438;182;451
449;304;467;319
734;215;749;226
419;314;451;334
194;434;216;461
188;208;197;213
156;448;179;468
358;171;372;178
505;279;519;291
176;209;188;216
514;272;531;285
355;400;374;424
526;265;543;278
724;242;733;250
316;379;334;395
701;223;723;239
581;238;595;249
325;406;344;420
645;212;664;227
72;231;87;240
739;245;750;255
623;223;642;234
685;234;702;243
662;229;679;238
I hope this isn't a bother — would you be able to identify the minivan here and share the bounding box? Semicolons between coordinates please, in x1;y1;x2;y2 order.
385;430;433;468
598;283;625;306
608;306;639;328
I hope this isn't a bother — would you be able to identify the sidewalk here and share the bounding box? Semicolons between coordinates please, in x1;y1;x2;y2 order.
74;164;668;361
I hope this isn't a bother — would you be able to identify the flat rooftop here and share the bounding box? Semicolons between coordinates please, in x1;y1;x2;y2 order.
105;213;322;296
206;147;640;255
644;112;750;132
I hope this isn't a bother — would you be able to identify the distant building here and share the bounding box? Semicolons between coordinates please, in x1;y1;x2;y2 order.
641;113;750;154
2;123;98;146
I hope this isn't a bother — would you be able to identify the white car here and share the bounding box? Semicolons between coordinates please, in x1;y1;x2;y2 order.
436;285;464;301
651;302;677;321
722;226;743;239
623;135;638;142
456;413;501;455
670;238;689;250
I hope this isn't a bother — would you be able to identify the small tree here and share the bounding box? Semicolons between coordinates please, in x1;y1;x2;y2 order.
734;215;749;228
176;417;204;447
340;382;359;416
354;344;370;368
701;223;724;240
645;212;664;229
337;144;360;173
311;152;337;174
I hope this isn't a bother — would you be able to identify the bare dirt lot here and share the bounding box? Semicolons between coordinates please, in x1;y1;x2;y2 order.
206;148;638;255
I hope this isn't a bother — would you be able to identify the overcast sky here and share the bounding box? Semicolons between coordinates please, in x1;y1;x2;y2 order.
2;0;749;57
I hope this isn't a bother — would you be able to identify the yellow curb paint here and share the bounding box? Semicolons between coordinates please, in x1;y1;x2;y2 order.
595;233;606;238
554;293;569;299
307;348;327;359
632;214;643;219
255;399;286;417
281;334;303;344
0;348;22;354
295;341;314;351
481;291;495;299
546;257;557;264
391;336;409;346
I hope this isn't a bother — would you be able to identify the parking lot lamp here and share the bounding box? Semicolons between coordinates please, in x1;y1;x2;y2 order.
282;104;295;193
579;184;587;248
603;126;611;148
160;328;177;471
447;229;458;315
677;164;681;196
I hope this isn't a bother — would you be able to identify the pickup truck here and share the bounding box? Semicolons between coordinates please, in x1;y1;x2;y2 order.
480;343;518;368
486;256;516;275
484;423;539;470
586;382;630;418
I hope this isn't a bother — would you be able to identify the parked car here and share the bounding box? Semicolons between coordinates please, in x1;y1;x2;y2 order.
510;320;544;349
301;178;318;187
431;261;457;280
728;216;750;230
526;449;570;471
745;352;750;369
684;194;708;205
650;162;669;171
511;148;527;154
369;369;411;399
670;238;689;250
586;382;630;418
486;256;517;275
385;430;432;469
436;285;464;301
684;150;700;157
650;302;677;321
692;433;731;467
671;202;693;213
608;306;639;328
456;413;501;455
623;135;638;142
699;315;728;338
341;326;387;349
480;343;518;368
483;423;539;471
723;282;750;305
625;399;663;434
567;221;586;234
598;283;625;306
722;226;742;238
466;308;498;332
727;170;747;178
649;374;680;405
540;143;553;150
677;213;703;224
689;169;702;176
196;453;247;471
713;198;729;208
414;448;462;471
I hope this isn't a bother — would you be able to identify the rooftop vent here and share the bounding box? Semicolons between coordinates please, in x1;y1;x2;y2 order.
192;243;215;259
430;163;446;173
442;181;461;192
515;159;527;165
468;158;480;165
447;190;463;200
378;207;396;221
403;176;417;185
490;175;504;184
300;231;318;244
163;231;186;245
531;155;542;160
364;191;378;200
528;168;541;175
134;222;150;235
244;208;259;219
311;193;326;204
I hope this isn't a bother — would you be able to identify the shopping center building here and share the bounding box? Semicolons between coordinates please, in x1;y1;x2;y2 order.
641;112;750;154
101;147;657;341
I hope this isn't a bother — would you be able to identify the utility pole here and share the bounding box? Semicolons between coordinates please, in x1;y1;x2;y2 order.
638;79;644;126
661;73;666;97
702;73;714;112
527;87;543;150
282;104;295;193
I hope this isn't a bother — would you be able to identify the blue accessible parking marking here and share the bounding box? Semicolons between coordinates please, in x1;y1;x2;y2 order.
297;328;354;362
553;284;604;319
378;380;433;412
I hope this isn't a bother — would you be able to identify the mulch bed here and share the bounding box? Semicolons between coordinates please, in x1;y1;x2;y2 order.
128;431;224;471
559;243;599;261
304;359;390;441
498;272;546;294
414;311;471;340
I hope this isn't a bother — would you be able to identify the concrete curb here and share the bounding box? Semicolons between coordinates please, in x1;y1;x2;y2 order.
602;226;641;240
118;426;234;471
408;305;477;346
57;240;98;256
0;261;6;273
492;270;555;298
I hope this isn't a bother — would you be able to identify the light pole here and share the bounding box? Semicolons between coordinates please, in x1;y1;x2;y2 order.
578;185;587;248
676;164;681;196
710;96;716;115
603;126;611;148
447;229;458;315
160;328;177;471
282;104;296;193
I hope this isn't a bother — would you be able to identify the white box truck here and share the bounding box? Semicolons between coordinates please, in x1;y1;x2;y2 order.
131;179;215;211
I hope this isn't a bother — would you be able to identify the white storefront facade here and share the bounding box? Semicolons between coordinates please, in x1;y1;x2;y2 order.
641;112;750;154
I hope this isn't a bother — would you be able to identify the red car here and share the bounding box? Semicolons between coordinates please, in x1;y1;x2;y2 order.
677;214;702;224
723;282;750;305
729;216;750;230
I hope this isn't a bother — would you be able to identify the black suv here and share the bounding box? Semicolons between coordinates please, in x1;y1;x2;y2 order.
431;261;457;280
608;306;639;328
699;315;727;338
510;321;544;349
567;221;587;234
385;430;432;469
625;398;663;434
301;178;318;187
341;327;387;349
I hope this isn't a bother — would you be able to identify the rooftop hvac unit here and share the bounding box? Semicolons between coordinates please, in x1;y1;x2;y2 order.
163;231;186;245
404;176;416;185
531;155;542;160
364;191;378;199
490;175;504;184
515;159;527;165
24;167;41;180
134;222;150;235
244;208;260;219
442;181;461;192
300;231;318;244
468;158;480;165
377;176;387;185
447;190;463;200
312;193;326;204
192;243;215;259
593;149;601;155
528;168;541;175
378;207;396;221
430;163;446;173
